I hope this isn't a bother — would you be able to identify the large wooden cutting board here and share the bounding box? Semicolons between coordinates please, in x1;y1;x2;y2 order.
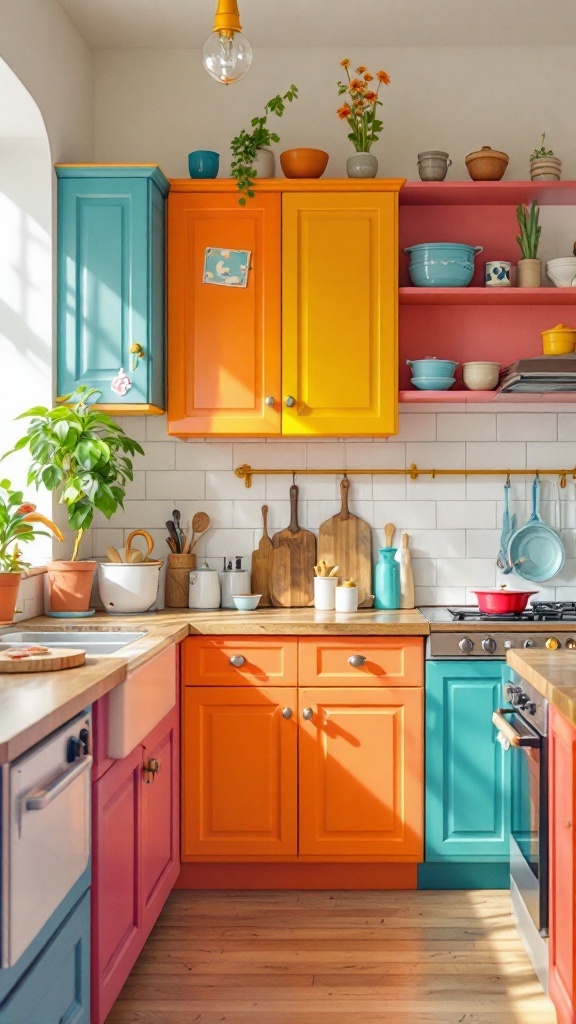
270;485;316;608
251;505;273;607
0;647;86;673
317;478;372;606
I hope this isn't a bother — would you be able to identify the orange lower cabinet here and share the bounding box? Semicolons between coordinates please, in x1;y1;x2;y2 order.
549;706;576;1024
182;686;297;859
298;687;423;859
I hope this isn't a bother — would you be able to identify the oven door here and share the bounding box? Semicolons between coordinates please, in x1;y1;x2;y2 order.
493;706;548;935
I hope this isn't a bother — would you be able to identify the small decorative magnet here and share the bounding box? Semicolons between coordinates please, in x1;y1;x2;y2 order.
111;368;132;396
203;247;251;288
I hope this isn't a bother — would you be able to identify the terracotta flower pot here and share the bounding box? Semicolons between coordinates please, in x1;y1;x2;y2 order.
280;148;329;179
47;560;97;613
0;572;22;623
465;145;509;181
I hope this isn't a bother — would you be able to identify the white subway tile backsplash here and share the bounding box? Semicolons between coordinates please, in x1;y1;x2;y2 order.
466;442;526;470
437;501;496;529
374;500;436;530
466;530;502;558
204;529;257;561
207;470;265;501
306;443;344;469
146;413;170;441
146;470;204;500
527;441;576;468
407;530;466;559
233;442;307;469
140;441;176;470
344;442;406;469
176;442;232;470
415;586;467;606
498;413;557;442
437;558;495;587
558;414;576;441
437;413;496;442
392;414;436;442
406;441;466;469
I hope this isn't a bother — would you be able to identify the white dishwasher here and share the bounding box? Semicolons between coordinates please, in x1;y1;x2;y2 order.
2;710;92;968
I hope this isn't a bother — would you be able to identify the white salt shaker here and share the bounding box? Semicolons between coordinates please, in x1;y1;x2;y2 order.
314;576;338;610
335;581;358;612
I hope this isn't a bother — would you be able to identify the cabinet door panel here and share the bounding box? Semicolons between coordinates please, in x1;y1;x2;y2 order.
299;687;422;857
549;706;576;1024
168;192;281;435
182;636;298;687
282;193;398;436
141;707;180;935
425;661;510;861
182;687;297;857
299;637;423;687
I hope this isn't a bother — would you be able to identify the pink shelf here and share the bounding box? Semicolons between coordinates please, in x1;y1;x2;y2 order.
400;390;576;404
400;180;576;206
400;287;576;305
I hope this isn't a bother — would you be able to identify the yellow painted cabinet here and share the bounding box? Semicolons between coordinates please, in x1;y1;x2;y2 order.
282;192;398;436
167;181;401;438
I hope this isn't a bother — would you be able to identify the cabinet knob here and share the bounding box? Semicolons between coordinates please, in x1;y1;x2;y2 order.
546;637;560;651
482;638;497;654
281;707;292;719
285;395;296;408
565;819;572;829
265;396;275;407
348;655;367;668
302;707;314;720
229;655;246;668
143;756;160;783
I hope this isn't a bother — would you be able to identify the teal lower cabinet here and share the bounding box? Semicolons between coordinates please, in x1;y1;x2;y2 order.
418;660;510;889
0;891;89;1024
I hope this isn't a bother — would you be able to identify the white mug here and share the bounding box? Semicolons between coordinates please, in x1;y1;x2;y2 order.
314;576;338;610
485;261;512;287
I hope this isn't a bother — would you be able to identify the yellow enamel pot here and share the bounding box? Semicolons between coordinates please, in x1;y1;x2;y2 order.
541;323;576;354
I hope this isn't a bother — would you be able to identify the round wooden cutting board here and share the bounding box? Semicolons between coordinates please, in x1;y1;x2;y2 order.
0;647;86;673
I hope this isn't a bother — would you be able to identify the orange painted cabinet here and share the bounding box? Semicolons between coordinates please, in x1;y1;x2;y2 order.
167;181;402;437
549;705;576;1024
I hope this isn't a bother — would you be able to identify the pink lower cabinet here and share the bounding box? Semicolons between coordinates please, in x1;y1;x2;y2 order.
91;650;180;1024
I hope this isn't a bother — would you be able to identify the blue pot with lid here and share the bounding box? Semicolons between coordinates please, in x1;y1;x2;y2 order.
407;357;458;378
405;242;483;287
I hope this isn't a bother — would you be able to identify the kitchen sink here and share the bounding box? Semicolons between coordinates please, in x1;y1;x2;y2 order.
0;630;146;656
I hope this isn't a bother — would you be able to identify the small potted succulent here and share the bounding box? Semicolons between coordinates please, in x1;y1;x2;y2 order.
530;133;562;181
230;85;298;204
0;480;62;622
516;200;542;288
5;387;144;613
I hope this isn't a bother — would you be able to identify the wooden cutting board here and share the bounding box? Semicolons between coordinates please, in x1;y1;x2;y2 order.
270;485;316;608
0;647;86;673
317;478;373;607
251;505;273;607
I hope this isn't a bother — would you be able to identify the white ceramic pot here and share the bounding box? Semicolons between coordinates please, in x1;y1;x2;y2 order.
335;585;358;612
462;361;501;391
546;258;576;288
347;152;378;178
417;151;451;181
98;561;162;614
188;564;221;609
252;148;275;178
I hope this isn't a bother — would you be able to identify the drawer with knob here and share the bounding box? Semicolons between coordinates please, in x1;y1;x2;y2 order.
298;637;424;688
182;637;298;687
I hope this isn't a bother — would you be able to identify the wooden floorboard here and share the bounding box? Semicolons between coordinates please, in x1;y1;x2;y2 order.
105;890;557;1023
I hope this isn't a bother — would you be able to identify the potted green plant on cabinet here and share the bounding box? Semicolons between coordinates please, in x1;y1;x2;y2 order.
516;200;542;288
530;133;562;181
4;387;144;613
0;481;62;622
230;84;298;204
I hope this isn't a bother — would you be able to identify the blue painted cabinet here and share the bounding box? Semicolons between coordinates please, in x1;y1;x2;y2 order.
56;165;169;414
420;661;510;886
0;892;90;1024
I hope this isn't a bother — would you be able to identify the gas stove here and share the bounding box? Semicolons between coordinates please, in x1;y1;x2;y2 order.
422;603;576;659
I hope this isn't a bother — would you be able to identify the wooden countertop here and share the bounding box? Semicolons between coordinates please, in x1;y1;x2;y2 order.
0;608;428;763
507;649;576;727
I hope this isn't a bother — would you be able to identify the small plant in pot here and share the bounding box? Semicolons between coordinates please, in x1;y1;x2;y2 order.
0;480;62;622
230;84;298;204
516;199;542;288
4;387;144;614
530;133;562;181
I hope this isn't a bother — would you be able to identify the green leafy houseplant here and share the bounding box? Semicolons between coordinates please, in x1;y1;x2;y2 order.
230;85;298;204
516;200;541;260
5;387;144;561
530;132;554;161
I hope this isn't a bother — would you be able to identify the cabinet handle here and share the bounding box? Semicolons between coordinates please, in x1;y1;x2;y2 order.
348;655;367;668
229;655;246;667
564;819;572;829
302;707;314;720
281;707;292;719
285;395;296;408
265;396;275;407
143;756;160;784
130;342;144;371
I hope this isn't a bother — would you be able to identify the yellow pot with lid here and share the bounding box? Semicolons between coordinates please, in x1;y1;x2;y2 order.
541;323;576;354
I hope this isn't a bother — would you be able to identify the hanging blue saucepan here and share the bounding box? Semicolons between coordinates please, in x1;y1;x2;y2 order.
496;477;516;574
507;475;565;583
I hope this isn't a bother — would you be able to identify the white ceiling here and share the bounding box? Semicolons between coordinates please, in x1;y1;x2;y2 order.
56;0;576;49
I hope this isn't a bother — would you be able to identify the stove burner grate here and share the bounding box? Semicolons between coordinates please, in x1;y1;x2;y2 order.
447;602;576;623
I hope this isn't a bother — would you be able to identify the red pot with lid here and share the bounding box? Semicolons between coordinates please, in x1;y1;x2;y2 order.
472;588;539;614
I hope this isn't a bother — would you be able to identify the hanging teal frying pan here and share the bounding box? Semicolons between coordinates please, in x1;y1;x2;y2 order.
507;475;565;583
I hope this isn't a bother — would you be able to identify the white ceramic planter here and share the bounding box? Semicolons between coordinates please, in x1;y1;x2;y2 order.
347;152;378;178
252;148;275;178
98;561;162;614
530;156;562;181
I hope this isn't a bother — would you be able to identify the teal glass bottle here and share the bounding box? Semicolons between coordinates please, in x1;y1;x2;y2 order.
374;547;400;609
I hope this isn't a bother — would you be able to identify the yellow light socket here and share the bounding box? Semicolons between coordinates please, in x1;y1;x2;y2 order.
212;0;242;34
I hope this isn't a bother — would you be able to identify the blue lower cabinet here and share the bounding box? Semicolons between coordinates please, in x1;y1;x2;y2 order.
0;892;90;1024
419;660;510;889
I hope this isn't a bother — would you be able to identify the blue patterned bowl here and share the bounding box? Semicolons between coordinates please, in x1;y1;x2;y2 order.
405;243;483;287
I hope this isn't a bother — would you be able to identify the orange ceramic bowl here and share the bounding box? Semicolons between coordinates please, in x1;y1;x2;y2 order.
280;148;329;179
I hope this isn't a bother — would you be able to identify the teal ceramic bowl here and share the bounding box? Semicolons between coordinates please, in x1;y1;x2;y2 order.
410;376;456;391
407;358;458;378
232;594;261;611
405;243;483;287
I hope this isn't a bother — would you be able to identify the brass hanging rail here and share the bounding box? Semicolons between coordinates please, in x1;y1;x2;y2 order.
235;463;576;489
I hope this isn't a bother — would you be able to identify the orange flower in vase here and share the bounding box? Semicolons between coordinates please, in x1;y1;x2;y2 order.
336;60;391;178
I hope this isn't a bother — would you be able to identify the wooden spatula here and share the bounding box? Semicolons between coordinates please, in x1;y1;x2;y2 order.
251;505;273;607
270;485;316;608
317;478;372;607
384;522;396;548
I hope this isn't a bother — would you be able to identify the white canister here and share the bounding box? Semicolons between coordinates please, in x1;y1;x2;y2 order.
335;583;359;613
220;569;251;609
188;564;221;610
313;576;338;610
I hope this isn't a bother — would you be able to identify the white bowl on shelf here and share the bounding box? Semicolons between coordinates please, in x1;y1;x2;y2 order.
546;258;576;288
462;361;500;390
232;594;261;612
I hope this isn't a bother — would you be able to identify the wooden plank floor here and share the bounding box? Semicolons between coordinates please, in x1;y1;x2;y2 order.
106;890;557;1024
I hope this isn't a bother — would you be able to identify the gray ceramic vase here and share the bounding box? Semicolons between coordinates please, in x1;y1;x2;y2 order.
347;151;378;178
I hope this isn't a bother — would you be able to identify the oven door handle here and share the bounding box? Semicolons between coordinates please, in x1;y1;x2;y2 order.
492;709;540;748
25;755;93;810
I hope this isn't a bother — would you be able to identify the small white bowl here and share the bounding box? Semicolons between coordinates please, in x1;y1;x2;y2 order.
546;258;576;288
232;594;261;612
462;361;500;390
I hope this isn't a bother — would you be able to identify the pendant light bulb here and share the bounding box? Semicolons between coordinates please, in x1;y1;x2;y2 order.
202;0;252;85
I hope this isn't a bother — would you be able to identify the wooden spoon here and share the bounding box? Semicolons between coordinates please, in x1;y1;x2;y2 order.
189;511;211;551
384;523;396;548
106;546;123;563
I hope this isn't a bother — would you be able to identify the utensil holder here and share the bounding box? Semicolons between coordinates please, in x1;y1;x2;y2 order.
314;576;338;610
166;553;197;607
